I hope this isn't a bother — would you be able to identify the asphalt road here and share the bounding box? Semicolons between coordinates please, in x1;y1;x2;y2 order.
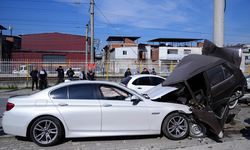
0;89;250;149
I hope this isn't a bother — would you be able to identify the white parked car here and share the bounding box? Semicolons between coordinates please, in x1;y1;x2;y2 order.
121;74;165;94
12;65;33;75
3;80;191;146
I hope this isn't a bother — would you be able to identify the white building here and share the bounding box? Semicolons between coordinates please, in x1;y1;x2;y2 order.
148;38;203;74
103;37;203;75
158;46;202;61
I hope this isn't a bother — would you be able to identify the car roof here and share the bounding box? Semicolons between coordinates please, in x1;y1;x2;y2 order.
129;74;165;79
32;80;145;100
35;80;138;95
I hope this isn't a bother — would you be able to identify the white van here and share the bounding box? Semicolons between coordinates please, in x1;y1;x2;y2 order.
12;65;33;75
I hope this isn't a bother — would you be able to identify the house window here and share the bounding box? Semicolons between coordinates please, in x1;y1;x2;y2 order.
43;55;66;62
167;49;178;54
184;49;191;54
123;51;127;55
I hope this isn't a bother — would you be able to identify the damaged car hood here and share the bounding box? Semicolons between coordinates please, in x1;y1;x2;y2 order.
202;39;241;67
162;54;225;86
163;39;242;86
145;84;177;100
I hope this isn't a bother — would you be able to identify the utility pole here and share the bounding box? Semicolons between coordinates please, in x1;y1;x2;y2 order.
213;0;225;47
90;0;94;63
85;24;89;73
9;26;13;36
0;25;7;61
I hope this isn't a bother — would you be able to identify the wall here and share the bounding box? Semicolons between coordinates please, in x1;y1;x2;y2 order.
110;47;138;60
159;46;202;60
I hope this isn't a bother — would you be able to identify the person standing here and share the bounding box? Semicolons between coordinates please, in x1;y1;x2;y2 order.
79;69;86;80
55;66;64;84
151;68;157;75
124;68;132;78
39;66;47;90
141;68;150;74
30;67;38;91
66;68;75;81
87;69;95;80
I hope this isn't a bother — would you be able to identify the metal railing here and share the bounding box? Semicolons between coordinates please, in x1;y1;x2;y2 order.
0;59;177;79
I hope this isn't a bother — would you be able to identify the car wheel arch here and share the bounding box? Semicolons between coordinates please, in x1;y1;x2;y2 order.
26;115;65;139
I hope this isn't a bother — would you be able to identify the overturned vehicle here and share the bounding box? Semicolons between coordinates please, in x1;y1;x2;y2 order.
146;40;246;139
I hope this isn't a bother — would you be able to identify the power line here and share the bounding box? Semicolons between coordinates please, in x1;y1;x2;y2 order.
4;0;89;5
95;4;120;35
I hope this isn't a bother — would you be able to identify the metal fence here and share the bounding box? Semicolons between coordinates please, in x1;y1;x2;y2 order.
0;60;177;79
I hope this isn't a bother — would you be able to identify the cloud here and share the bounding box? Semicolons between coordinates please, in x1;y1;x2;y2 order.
95;0;192;29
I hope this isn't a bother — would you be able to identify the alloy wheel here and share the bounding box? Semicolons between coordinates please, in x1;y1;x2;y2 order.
32;119;58;145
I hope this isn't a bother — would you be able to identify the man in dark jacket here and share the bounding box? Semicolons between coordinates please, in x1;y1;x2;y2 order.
30;67;38;91
87;69;95;80
124;68;132;77
39;66;47;90
141;68;150;74
66;68;75;81
56;66;64;84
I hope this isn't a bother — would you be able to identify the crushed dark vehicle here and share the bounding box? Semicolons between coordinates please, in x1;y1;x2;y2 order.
146;40;246;139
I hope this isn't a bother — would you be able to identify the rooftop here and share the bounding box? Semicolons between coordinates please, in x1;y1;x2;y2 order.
148;38;203;43
107;36;140;41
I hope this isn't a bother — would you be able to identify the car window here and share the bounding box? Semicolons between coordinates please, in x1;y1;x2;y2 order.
222;64;233;79
121;76;132;85
68;84;95;99
132;77;151;85
150;77;165;85
206;65;225;87
50;86;68;99
99;85;129;100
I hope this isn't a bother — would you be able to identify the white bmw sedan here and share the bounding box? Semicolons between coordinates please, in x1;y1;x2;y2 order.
2;81;191;146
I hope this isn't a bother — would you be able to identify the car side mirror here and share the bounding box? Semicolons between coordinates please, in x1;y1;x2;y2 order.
131;95;141;105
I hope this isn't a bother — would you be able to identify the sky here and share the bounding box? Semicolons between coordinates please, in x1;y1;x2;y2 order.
1;0;250;52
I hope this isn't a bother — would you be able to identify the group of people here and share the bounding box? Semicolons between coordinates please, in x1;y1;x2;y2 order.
29;66;48;91
30;66;96;91
124;67;157;77
30;66;157;90
56;66;96;83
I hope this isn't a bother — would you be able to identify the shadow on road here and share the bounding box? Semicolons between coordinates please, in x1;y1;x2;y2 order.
0;127;6;136
62;135;160;144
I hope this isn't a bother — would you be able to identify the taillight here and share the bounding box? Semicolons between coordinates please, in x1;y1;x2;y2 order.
6;102;15;111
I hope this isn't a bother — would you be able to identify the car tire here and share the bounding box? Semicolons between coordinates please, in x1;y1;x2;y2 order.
162;113;189;140
189;122;207;138
225;114;236;124
30;116;64;146
229;90;242;109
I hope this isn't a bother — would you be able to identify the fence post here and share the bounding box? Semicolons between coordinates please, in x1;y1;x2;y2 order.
26;60;29;88
140;61;142;73
170;61;174;73
248;64;250;75
106;62;109;80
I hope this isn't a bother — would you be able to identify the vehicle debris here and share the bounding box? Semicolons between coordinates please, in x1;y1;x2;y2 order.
146;40;246;140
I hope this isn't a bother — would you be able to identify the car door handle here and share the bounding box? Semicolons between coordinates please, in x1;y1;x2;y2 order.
58;103;69;106
137;87;142;89
103;104;112;107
